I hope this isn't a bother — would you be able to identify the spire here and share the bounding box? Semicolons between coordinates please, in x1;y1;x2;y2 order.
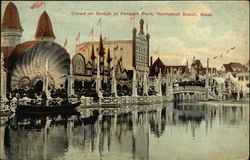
1;2;23;47
139;19;144;34
98;34;105;56
107;48;112;63
35;11;56;41
91;44;96;60
1;2;23;31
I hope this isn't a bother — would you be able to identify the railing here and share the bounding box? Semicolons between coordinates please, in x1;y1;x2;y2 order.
209;91;220;100
80;96;95;105
98;95;164;105
173;86;205;93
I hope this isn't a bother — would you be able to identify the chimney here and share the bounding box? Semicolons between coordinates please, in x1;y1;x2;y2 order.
150;56;153;66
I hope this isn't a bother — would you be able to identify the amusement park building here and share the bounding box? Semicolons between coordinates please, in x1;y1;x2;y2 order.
1;2;70;91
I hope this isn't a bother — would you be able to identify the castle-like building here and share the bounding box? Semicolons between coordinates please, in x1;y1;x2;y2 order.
1;2;70;91
74;19;150;87
1;2;151;93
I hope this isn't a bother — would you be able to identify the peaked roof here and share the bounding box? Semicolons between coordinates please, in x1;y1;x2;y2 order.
191;59;203;69
91;45;96;60
98;34;105;56
1;2;23;30
35;11;56;39
106;48;112;63
223;62;246;72
152;57;165;67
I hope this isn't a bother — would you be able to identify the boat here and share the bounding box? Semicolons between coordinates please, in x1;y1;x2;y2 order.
16;101;81;114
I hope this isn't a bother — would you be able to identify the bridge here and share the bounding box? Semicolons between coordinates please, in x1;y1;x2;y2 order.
173;86;220;102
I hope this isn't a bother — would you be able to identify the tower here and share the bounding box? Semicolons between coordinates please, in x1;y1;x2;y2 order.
98;35;105;76
132;27;137;68
146;32;150;68
35;11;56;42
106;48;112;76
90;45;96;74
1;2;23;47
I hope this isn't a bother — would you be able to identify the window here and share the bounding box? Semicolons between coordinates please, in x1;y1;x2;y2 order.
246;76;249;81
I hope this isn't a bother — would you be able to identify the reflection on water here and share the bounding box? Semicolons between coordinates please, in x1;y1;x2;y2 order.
0;103;249;160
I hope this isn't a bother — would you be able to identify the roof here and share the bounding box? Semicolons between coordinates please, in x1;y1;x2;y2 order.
35;11;56;39
191;59;203;69
12;40;42;57
1;41;41;71
149;57;188;76
152;57;165;67
98;34;105;56
223;62;247;72
1;2;23;30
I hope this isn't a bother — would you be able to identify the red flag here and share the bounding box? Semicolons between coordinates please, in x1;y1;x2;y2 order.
88;28;93;37
79;44;88;51
102;37;107;41
130;16;135;22
75;32;80;42
63;38;67;49
30;1;45;9
154;50;158;55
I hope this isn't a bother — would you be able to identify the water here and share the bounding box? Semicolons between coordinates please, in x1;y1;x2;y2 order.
0;102;249;160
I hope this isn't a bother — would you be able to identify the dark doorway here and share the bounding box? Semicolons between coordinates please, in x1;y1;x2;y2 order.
35;80;43;92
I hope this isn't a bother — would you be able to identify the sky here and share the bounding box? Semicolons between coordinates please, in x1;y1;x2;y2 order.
1;1;249;69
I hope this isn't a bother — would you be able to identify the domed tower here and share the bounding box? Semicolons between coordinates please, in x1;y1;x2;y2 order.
1;2;23;47
35;11;56;42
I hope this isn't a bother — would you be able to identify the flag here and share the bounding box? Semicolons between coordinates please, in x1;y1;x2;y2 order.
75;32;80;42
102;37;107;41
230;46;236;50
79;44;88;51
30;1;45;9
130;16;135;22
88;28;93;37
213;56;217;60
154;50;158;55
220;54;223;58
139;6;142;16
96;18;102;26
63;38;67;49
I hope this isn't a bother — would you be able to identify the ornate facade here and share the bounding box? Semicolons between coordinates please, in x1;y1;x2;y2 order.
74;19;150;86
1;2;70;91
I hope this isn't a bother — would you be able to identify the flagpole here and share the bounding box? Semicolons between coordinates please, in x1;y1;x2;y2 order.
79;32;80;44
133;15;135;28
92;25;94;42
100;18;102;35
146;15;149;33
44;0;46;11
140;6;142;19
